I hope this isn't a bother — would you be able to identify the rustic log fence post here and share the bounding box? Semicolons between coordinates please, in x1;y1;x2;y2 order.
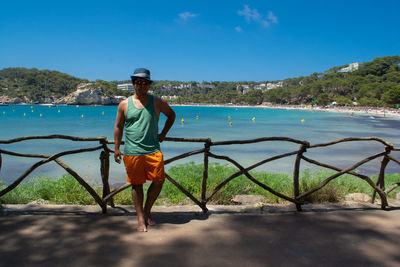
201;139;211;210
54;159;107;213
100;137;114;211
371;145;392;204
293;143;309;211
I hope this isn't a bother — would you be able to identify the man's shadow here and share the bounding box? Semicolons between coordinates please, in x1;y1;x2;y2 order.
110;205;209;224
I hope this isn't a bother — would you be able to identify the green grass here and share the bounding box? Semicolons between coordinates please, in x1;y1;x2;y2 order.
0;175;99;205
1;163;399;206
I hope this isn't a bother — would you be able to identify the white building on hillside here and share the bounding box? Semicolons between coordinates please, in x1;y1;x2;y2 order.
161;95;178;100
117;83;134;92
161;83;192;90
267;82;283;90
254;83;266;90
197;83;215;89
339;62;363;73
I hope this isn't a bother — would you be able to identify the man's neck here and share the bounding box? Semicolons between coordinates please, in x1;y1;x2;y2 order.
133;93;149;103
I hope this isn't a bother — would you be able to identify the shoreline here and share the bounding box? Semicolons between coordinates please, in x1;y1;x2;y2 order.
171;103;400;119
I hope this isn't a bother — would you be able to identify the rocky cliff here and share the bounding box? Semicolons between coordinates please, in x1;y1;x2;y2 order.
0;83;127;105
55;83;126;105
0;95;31;104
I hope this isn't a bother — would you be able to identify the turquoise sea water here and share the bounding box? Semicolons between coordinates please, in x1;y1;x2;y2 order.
1;104;400;185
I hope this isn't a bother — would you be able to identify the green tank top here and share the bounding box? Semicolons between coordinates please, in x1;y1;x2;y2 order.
123;94;160;155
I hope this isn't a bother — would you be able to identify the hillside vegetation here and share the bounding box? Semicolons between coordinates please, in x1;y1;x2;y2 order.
0;68;129;103
264;55;400;107
1;55;399;106
151;55;400;107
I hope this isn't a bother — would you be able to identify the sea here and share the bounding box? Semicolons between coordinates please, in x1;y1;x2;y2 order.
1;104;400;185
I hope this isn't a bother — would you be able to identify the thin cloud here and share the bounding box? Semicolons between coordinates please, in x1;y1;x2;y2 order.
235;26;243;32
238;5;278;28
268;11;278;24
178;12;198;21
260;20;270;28
238;5;262;23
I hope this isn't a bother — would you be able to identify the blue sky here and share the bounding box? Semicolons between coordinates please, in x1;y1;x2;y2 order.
1;0;399;82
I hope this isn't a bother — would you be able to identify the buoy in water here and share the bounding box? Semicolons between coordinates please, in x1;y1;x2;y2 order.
252;117;255;121
181;118;184;123
81;114;84;118
229;122;232;126
196;115;199;120
24;113;26;116
40;114;43;117
228;116;231;120
58;110;60;113
301;119;304;123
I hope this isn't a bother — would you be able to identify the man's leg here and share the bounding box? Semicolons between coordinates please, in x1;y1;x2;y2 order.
144;180;164;226
131;184;147;232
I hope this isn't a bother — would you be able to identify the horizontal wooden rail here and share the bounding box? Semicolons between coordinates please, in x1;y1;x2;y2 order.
106;137;211;145
309;137;393;149
210;137;309;146
0;135;106;144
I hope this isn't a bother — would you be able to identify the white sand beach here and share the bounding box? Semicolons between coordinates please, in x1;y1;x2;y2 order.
171;103;400;119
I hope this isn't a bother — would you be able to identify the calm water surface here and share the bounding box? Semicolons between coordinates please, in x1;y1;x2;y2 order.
1;104;399;184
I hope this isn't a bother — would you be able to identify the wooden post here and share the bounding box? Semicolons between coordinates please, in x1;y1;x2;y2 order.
54;159;107;213
201;139;211;212
100;138;114;210
166;174;208;212
293;143;308;211
371;146;391;206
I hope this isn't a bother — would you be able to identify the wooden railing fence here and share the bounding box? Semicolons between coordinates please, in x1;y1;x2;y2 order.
0;135;399;214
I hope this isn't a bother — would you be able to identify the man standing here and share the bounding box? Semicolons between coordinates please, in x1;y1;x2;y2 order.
114;68;176;232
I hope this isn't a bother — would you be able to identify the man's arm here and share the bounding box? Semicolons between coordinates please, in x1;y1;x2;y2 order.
114;101;126;163
158;99;176;142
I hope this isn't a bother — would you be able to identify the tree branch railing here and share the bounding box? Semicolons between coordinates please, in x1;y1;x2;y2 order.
0;135;399;214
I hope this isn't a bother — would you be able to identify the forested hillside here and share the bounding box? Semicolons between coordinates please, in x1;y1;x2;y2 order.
1;55;399;106
264;55;400;107
151;55;400;107
0;68;128;103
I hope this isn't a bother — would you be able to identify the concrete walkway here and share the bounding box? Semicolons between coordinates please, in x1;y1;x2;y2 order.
1;202;400;267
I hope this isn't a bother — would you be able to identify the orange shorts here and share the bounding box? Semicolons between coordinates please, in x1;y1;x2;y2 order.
123;151;166;185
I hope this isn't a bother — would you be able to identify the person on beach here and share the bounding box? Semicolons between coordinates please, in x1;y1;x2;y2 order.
114;68;176;232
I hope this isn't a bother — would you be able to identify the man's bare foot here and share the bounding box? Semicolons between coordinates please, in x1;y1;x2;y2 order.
137;218;147;232
147;217;156;226
145;214;156;226
137;222;147;232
